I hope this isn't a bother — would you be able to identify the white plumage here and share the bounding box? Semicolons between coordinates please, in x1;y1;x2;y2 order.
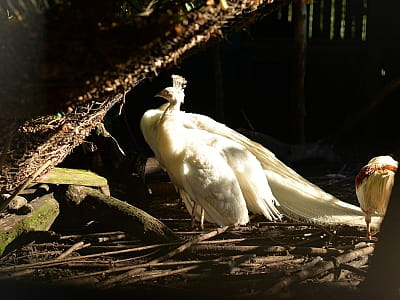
355;155;398;239
140;75;281;227
141;74;386;230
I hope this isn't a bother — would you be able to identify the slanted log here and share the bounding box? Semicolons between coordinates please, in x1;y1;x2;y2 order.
35;167;110;196
65;185;177;243
0;193;59;256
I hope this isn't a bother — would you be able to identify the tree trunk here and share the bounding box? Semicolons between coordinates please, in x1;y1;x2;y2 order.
290;0;308;144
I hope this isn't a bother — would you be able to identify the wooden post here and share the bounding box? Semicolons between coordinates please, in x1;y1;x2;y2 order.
322;0;332;39
290;0;308;144
333;0;342;40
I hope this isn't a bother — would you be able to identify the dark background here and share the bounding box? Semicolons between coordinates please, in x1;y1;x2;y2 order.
121;1;400;169
2;1;400;297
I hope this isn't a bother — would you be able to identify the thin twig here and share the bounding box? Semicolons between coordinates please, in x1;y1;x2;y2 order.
55;242;90;260
150;225;232;264
59;231;127;241
264;245;374;295
188;244;343;256
284;256;324;274
57;255;243;284
241;257;306;269
0;242;180;273
263;258;308;269
96;226;232;288
197;236;265;245
0;161;52;212
116;265;199;286
188;244;288;255
250;255;295;264
340;262;368;276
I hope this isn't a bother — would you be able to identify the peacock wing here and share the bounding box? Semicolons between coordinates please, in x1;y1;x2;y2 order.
178;188;214;222
360;169;396;215
183;111;381;229
181;145;249;226
209;135;281;221
148;104;381;229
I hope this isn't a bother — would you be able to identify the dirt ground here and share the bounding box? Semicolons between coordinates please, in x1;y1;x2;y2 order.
0;142;380;300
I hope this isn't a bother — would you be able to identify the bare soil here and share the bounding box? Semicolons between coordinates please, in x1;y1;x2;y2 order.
0;156;373;300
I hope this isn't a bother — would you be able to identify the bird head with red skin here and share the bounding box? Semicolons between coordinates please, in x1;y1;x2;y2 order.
355;155;398;239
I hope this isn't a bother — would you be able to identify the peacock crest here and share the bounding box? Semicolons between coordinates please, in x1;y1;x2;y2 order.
172;74;187;91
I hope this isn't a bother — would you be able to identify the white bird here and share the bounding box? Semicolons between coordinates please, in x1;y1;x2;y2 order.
355;155;398;239
141;74;386;231
140;75;281;228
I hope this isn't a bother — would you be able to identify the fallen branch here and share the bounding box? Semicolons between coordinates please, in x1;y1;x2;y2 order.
263;258;309;269
0;242;179;273
284;256;324;274
187;244;288;255
241;257;307;269
36;168;110;196
0;161;52;213
150;225;232;264
55;241;90;260
251;255;295;264
264;245;374;295
0;193;59;256
339;262;368;276
318;254;369;283
96;225;232;288
197;237;265;245
187;244;343;256
65;185;177;243
57;256;241;283
64;249;161;270
116;265;199;286
59;231;128;243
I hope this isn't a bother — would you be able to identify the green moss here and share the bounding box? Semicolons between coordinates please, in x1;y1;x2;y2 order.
36;168;108;188
0;194;59;256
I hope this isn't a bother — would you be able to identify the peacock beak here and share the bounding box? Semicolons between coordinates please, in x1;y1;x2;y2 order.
155;89;173;101
154;91;165;99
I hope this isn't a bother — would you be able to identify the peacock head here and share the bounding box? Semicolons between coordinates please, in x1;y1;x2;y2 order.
367;155;398;168
154;74;187;110
155;86;185;108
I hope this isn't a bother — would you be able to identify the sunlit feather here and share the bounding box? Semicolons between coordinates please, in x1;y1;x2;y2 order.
355;155;398;239
141;75;386;230
140;75;281;227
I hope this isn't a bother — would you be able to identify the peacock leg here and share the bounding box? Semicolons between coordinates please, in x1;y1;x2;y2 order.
191;202;197;228
365;214;372;240
200;208;205;230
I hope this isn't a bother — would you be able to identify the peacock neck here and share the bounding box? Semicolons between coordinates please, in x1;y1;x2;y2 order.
156;106;188;186
158;105;186;155
166;101;182;112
